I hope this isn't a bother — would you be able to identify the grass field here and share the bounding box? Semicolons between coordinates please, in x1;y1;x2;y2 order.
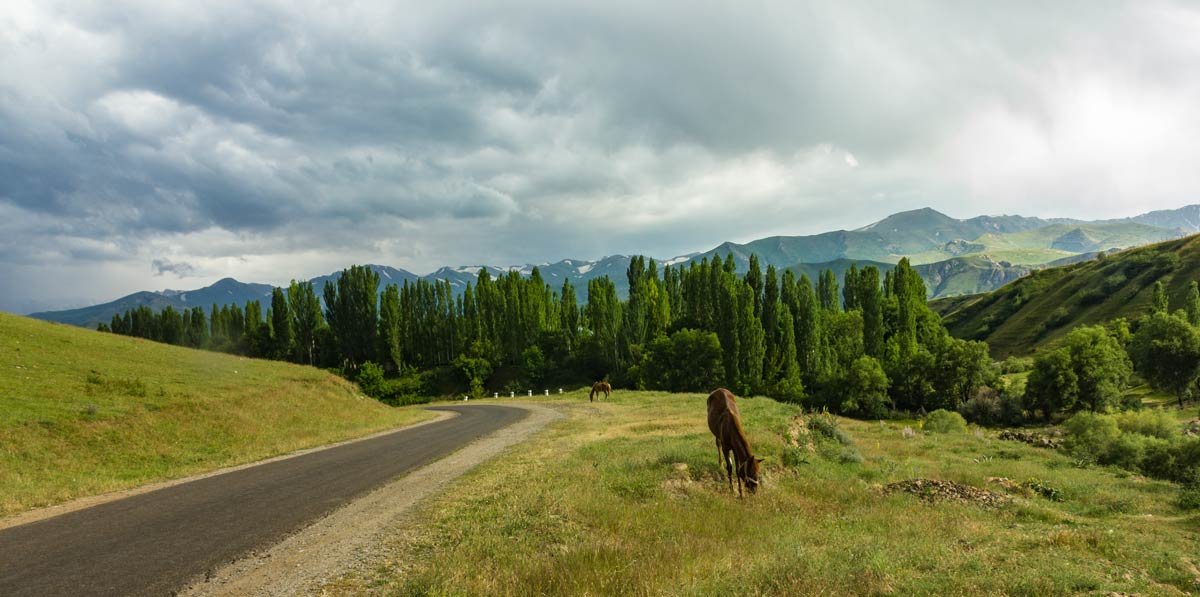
327;390;1200;595
0;312;432;517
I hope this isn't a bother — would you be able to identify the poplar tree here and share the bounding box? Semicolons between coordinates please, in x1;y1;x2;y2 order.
842;265;860;312
323;265;380;370
818;269;840;312
1152;280;1169;314
270;287;293;359
746;254;763;317
795;274;822;383
288;280;324;365
761;265;781;381
1188;281;1200;327
858;266;884;357
377;284;403;372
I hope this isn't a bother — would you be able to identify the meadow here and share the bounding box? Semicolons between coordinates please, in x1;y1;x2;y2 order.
328;390;1200;596
0;313;431;517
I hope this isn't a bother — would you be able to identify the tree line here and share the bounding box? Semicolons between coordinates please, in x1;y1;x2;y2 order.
99;257;994;415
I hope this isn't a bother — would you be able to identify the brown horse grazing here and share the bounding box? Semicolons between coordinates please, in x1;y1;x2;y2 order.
707;388;762;497
589;381;612;402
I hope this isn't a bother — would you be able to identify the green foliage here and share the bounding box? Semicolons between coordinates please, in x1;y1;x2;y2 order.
521;345;546;387
1023;478;1064;502
635;329;724;392
840;356;890;418
1129;310;1200;407
1114;409;1180;441
1022;350;1080;419
1152;280;1169;314
1063;411;1200;489
355;361;386;399
923;409;968;433
959;386;1026;426
454;342;494;398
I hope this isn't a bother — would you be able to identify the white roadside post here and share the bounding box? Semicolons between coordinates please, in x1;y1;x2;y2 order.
544;389;549;396
494;392;498;399
527;390;532;397
509;391;514;398
463;395;469;401
558;388;563;394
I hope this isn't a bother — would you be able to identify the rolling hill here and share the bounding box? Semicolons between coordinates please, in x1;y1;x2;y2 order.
0;312;429;516
933;234;1200;357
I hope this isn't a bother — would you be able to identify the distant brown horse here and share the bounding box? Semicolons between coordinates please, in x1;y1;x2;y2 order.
589;381;611;402
707;388;762;497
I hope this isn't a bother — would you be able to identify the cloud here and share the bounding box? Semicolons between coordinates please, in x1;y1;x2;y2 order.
151;258;197;277
2;0;1200;312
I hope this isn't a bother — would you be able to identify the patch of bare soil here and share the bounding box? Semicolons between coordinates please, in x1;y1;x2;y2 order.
885;478;1010;508
179;403;563;597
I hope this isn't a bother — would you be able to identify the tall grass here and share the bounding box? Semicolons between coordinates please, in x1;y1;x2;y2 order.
329;390;1200;595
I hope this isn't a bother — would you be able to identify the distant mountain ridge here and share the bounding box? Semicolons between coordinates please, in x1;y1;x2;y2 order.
28;204;1200;328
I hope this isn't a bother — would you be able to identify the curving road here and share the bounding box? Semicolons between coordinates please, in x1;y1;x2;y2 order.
0;404;529;597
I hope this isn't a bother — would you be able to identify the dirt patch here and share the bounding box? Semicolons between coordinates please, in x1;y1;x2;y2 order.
885;478;1010;508
179;403;563;597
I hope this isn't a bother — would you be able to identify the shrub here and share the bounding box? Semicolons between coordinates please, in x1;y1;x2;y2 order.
1063;412;1120;461
356;361;386;399
808;414;853;446
840;356;890;418
1178;484;1200;510
1043;306;1071;330
999;356;1033;374
1114;409;1180;441
923;409;968;434
959;386;1026;426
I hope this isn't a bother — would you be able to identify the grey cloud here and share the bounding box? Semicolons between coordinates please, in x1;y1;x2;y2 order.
2;0;1199;313
151;258;197;277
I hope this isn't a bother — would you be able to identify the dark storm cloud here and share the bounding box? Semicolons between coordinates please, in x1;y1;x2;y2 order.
2;0;1200;313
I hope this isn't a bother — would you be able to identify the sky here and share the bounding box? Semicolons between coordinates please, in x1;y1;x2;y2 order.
3;1;1200;313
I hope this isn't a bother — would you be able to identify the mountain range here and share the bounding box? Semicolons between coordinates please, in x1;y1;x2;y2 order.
28;204;1200;329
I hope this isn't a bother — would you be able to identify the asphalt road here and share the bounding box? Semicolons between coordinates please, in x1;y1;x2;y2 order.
0;404;529;597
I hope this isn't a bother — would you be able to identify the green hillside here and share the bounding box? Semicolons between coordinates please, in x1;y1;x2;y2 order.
0;312;430;516
787;256;1030;299
933;235;1200;357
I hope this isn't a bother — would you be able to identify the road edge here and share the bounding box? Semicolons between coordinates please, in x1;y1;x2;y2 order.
0;408;455;532
180;402;565;597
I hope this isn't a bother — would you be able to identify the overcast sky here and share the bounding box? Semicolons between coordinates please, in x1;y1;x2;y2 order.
3;1;1200;312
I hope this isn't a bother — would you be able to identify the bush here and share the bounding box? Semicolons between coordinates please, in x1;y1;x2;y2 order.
356;361;386;399
840;356;890;418
635;329;723;392
808;414;853;446
999;356;1033;374
1063;412;1120;461
1043;306;1071;330
923;409;968;434
1114;409;1180;441
959;387;999;425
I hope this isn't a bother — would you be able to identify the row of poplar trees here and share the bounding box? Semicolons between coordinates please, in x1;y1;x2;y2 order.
102;257;991;415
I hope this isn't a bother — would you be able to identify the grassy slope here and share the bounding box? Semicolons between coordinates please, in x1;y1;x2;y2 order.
934;234;1200;358
0;312;431;516
327;391;1200;595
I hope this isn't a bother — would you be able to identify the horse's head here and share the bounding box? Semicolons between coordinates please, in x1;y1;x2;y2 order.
742;457;764;494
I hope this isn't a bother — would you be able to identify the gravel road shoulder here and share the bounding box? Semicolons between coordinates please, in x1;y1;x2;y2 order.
180;402;564;597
